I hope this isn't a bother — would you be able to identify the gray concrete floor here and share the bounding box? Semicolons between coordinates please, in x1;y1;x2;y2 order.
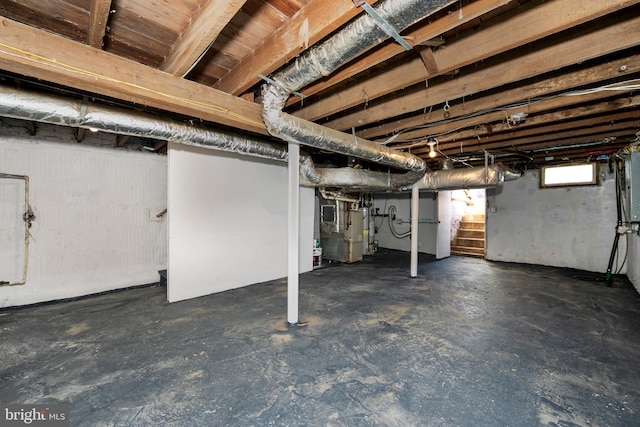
1;250;640;426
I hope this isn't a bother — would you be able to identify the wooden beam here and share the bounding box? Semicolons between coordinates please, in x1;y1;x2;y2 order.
116;135;130;148
0;17;267;135
396;101;639;150
161;0;247;77
430;137;633;165
418;47;438;77
326;13;640;131
88;0;112;49
482;128;638;154
154;140;168;152
285;0;512;108
428;123;640;156
407;96;640;146
390;86;640;144
296;0;640;122
76;127;86;143
424;129;635;163
398;96;640;150
360;54;640;140
412;110;640;155
23;120;36;136
215;0;378;95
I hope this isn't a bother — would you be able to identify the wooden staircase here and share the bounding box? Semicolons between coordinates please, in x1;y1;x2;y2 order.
451;214;485;258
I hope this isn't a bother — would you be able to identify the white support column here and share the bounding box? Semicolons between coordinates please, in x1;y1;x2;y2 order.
287;142;300;325
410;185;419;277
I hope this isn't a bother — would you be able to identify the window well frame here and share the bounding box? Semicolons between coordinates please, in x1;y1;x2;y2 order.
539;163;599;189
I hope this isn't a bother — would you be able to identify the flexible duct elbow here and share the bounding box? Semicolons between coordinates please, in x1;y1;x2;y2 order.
260;0;455;190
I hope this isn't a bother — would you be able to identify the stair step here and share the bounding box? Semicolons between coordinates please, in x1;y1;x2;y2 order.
452;208;486;258
456;229;485;238
451;250;485;259
453;237;485;248
451;245;485;257
458;221;485;230
451;244;485;252
462;214;486;222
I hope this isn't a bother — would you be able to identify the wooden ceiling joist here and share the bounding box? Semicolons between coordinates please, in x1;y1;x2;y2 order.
296;0;638;123
0;17;267;135
422;125;639;159
327;13;640;132
0;0;636;165
88;0;112;49
360;54;640;141
284;0;513;107
398;95;640;148
116;135;130;148
214;0;378;95
24;120;36;136
161;0;247;77
478;127;638;155
424;110;640;154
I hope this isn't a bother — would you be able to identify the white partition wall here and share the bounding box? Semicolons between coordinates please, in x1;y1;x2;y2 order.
436;191;452;259
168;142;313;303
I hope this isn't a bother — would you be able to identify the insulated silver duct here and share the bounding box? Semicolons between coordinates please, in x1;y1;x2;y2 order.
300;162;415;191
262;0;453;189
0;85;512;192
412;165;505;191
268;0;453;95
301;161;511;192
0;85;288;162
503;168;523;181
263;101;428;188
0;85;418;190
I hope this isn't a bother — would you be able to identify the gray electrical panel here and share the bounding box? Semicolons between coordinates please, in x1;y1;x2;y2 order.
626;152;640;223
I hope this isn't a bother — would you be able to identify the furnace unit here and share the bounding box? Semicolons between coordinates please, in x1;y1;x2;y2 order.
320;199;363;264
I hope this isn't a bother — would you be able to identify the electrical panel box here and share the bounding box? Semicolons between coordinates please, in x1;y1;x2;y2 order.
626;152;640;223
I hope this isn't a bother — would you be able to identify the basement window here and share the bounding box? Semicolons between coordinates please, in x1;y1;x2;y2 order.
540;163;598;188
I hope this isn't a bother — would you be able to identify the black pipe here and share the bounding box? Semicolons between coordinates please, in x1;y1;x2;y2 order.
605;160;623;284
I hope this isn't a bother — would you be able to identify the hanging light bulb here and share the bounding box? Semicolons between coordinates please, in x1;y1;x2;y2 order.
427;138;438;158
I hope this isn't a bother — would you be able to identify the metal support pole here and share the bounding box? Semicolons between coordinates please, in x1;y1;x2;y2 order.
410;185;419;277
287;142;300;324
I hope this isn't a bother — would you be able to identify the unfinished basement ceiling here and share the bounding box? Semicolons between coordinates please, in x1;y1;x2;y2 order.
0;0;638;170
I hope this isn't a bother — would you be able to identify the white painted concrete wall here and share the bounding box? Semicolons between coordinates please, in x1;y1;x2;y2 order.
0;122;167;307
486;169;624;273
628;234;640;292
372;191;440;255
167;143;314;302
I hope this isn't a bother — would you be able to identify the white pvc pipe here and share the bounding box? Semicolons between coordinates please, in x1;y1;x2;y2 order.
410;185;419;277
287;142;300;325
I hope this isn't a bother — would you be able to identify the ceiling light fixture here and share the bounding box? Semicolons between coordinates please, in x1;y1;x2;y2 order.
427;138;438;158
